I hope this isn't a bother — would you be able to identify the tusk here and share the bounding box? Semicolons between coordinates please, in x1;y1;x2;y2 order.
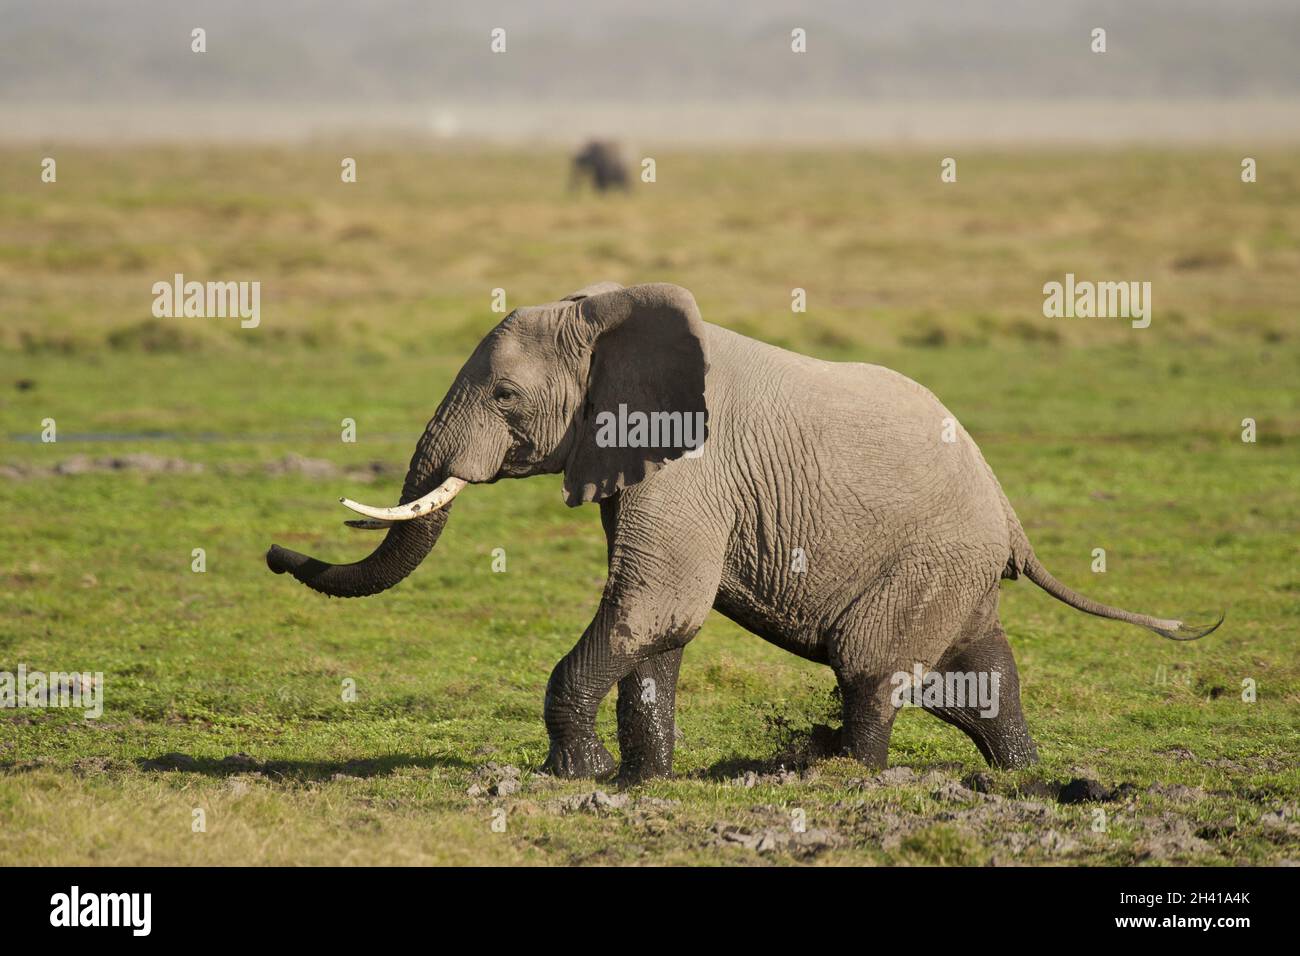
340;476;467;521
344;518;394;530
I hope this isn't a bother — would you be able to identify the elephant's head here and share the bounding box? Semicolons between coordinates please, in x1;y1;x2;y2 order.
265;282;709;598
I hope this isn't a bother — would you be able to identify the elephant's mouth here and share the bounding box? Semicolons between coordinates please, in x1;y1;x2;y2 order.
339;475;468;526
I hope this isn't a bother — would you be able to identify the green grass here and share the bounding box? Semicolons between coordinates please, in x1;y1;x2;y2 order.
0;146;1297;865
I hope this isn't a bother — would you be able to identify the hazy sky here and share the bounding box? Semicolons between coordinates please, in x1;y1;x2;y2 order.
3;0;1297;142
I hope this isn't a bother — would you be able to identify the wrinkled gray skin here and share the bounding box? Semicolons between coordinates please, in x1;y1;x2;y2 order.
570;140;629;193
267;283;1221;783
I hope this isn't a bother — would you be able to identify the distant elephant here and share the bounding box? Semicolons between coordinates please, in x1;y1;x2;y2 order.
266;282;1221;782
570;140;629;193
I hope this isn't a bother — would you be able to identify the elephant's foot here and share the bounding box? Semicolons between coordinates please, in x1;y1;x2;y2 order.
615;767;657;787
613;718;678;785
843;748;889;771
541;737;616;780
614;752;672;787
986;736;1039;770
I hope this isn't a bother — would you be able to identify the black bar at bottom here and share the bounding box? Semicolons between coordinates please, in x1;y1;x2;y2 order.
0;865;1285;940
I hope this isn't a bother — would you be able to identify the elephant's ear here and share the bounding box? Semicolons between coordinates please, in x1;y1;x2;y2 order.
563;283;709;506
561;281;624;302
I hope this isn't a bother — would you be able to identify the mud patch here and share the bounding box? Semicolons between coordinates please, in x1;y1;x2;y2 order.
261;453;397;483
467;763;525;798
710;821;841;856
1;452;398;482
1012;778;1062;801
1135;813;1213;860
727;767;803;788
852;766;918;789
551;790;682;818
1258;805;1300;840
1057;777;1112;804
1;454;205;480
559;789;629;813
1146;782;1207;803
931;779;982;804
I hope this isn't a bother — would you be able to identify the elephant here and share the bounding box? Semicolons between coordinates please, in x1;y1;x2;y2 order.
570;140;629;193
266;282;1221;783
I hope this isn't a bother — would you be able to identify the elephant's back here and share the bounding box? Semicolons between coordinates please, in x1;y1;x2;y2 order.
706;324;959;432
714;334;980;485
709;327;1013;561
704;327;1017;648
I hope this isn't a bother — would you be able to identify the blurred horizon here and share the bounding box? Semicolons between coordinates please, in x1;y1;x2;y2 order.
3;0;1298;144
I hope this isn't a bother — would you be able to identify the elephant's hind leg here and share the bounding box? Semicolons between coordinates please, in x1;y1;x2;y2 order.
834;672;901;768
925;594;1038;769
827;558;999;769
615;647;684;784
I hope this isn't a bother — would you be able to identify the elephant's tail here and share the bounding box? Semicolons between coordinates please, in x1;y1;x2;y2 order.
1022;554;1223;642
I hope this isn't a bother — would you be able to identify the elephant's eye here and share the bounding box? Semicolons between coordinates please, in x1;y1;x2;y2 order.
492;384;519;405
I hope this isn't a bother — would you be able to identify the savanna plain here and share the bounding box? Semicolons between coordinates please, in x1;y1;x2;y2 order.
0;146;1296;865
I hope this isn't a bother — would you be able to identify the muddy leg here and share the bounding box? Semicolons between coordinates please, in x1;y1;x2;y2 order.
925;624;1038;769
834;671;900;769
615;647;684;784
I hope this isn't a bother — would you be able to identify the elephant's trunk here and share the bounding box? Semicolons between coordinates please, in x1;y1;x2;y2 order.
265;506;451;598
265;430;458;598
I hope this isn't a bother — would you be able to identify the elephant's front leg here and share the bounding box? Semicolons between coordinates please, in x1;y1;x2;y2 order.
542;595;705;780
543;499;723;780
615;647;684;784
541;602;647;780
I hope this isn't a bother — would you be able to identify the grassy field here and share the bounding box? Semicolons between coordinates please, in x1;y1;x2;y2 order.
0;145;1297;865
